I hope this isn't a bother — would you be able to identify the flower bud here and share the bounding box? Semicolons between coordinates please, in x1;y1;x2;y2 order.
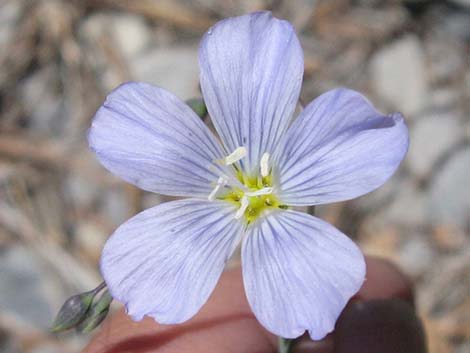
50;282;106;332
76;290;113;333
50;291;95;332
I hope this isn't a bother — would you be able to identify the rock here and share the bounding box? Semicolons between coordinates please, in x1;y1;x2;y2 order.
449;0;470;9
75;222;106;264
381;180;427;228
432;225;468;252
348;6;409;40
370;35;428;117
357;178;427;235
65;174;100;207
429;147;470;228
353;173;403;211
0;1;20;48
109;14;152;59
101;188;133;226
19;66;65;136
465;116;470;140
425;37;465;84
196;0;265;17
80;12;200;99
30;344;65;353
141;193;164;210
429;88;459;107
399;235;436;278
80;13;151;60
78;12;153;91
278;0;319;29
441;11;470;42
0;246;54;328
130;46;200;100
407;111;462;178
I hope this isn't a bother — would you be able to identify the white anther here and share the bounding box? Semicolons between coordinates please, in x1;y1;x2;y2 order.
208;176;227;201
220;147;246;165
235;196;249;219
245;187;273;197
260;153;270;177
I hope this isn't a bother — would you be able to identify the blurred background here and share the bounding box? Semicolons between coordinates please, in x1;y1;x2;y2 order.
0;0;468;352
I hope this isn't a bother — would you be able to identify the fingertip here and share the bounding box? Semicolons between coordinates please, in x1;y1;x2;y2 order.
356;256;414;305
82;268;277;353
334;299;427;353
82;258;417;353
334;258;425;353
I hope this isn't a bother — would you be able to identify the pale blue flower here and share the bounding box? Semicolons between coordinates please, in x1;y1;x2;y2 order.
88;12;408;340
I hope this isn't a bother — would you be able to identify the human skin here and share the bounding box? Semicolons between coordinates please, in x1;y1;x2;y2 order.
82;256;427;353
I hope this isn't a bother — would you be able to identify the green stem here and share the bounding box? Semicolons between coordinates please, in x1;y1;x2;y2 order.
278;337;295;353
93;281;107;295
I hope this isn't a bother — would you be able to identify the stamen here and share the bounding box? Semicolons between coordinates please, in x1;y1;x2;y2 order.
220;147;246;165
260;152;270;177
235;196;249;219
245;187;273;197
208;176;227;201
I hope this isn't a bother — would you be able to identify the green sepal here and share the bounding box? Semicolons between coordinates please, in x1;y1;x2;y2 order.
76;290;113;333
50;290;96;332
186;98;207;119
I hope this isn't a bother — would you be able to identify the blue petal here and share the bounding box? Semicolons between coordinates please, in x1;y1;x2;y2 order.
242;209;365;340
101;199;244;324
275;88;409;206
89;82;228;198
199;12;304;177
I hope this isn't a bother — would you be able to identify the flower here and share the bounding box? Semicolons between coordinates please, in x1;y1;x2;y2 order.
88;11;409;340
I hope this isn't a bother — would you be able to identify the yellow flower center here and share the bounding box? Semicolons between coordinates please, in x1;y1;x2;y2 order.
210;149;288;223
221;174;286;223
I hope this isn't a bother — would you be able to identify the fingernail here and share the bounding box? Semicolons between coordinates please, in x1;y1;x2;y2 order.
334;299;427;353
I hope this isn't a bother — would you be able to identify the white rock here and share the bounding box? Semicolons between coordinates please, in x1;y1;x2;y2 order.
19;66;64;135
130;46;200;100
399;235;435;278
79;13;110;42
278;0;319;29
426;38;465;83
370;35;428;117
429;147;470;228
429;88;459;107
102;188;134;226
441;12;470;41
0;1;20;48
79;13;152;91
407;111;462;178
142;193;164;210
80;13;151;60
0;246;53;328
110;14;151;59
354;173;402;211
382;180;427;228
75;222;106;263
65;174;100;207
31;344;70;353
